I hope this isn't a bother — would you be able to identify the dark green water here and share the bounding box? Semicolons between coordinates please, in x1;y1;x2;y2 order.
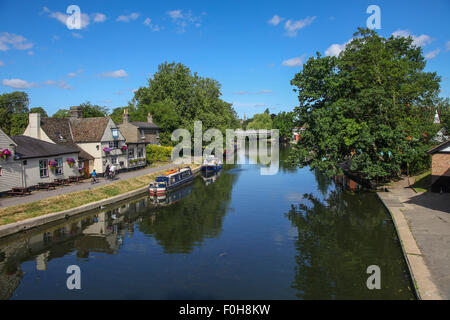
0;147;415;299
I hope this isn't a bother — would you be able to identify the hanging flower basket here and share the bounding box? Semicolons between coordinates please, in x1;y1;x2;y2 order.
121;145;128;152
66;158;76;167
49;160;58;170
1;149;11;160
103;147;112;154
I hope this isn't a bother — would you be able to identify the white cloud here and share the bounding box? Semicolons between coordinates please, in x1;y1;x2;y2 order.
93;13;107;23
392;30;433;47
101;69;128;78
117;13;140;22
43;6;90;29
166;10;203;32
0;32;33;51
425;49;440;60
282;56;304;67
167;10;183;19
72;32;83;39
27;51;34;55
268;15;284;26
143;18;160;31
2;78;72;90
446;41;450;52
67;72;76;78
232;102;267;108
2;78;36;88
0;61;4;67
284;16;316;37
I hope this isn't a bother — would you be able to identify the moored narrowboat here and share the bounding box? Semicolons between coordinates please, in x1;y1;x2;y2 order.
149;166;194;195
201;155;222;172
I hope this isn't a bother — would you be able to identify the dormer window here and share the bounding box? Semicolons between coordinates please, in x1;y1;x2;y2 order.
140;129;145;139
112;128;119;139
57;133;66;142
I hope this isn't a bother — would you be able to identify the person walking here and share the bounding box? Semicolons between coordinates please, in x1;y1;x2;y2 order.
91;169;98;184
110;164;117;180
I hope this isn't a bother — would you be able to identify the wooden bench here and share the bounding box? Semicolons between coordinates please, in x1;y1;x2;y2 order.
37;182;56;190
8;187;32;196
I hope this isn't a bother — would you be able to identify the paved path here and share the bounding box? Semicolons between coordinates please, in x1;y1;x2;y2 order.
378;178;450;300
0;163;177;209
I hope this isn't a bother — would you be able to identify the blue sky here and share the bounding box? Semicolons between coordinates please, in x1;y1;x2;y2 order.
1;0;449;118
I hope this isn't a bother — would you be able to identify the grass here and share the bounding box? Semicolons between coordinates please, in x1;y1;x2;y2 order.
411;170;431;193
0;163;201;226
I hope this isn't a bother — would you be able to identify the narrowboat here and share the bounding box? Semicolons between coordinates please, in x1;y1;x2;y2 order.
201;155;223;172
149;184;193;206
149;166;194;195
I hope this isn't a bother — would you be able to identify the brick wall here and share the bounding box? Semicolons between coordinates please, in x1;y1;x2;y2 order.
431;153;450;184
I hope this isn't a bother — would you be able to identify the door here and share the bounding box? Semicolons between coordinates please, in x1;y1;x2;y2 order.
83;160;90;179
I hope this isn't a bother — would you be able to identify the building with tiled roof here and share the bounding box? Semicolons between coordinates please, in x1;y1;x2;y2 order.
23;107;128;177
118;109;159;170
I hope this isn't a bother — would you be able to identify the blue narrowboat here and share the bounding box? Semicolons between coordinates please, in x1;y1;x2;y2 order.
149;167;194;195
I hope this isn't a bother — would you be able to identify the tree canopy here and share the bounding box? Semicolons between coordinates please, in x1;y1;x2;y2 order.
273;111;295;140
52;102;109;118
129;62;239;145
0;91;29;136
290;28;442;183
246;112;273;130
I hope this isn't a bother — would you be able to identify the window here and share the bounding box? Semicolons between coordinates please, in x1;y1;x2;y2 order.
128;147;135;159
138;147;144;158
111;156;117;164
39;160;48;178
140;129;145;139
55;157;63;175
112;128;119;139
109;141;119;149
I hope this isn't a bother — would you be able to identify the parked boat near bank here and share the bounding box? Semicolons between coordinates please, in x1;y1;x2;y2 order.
149;167;194;195
149;183;193;206
201;155;222;172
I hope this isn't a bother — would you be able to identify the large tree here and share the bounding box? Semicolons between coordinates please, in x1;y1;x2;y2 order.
0;91;29;136
290;28;441;183
130;62;239;145
246;112;273;130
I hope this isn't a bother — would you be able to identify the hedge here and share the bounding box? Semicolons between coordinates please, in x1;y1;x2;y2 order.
146;144;173;162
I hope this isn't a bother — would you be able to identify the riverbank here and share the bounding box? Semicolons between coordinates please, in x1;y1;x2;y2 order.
0;163;201;235
377;176;450;300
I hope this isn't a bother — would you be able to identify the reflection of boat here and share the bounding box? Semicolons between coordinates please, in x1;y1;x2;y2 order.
149;184;193;206
149;167;194;195
201;169;221;186
201;155;222;172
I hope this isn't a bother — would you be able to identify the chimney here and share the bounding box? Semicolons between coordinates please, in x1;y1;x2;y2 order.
147;113;153;123
28;113;41;139
70;106;83;119
123;108;129;123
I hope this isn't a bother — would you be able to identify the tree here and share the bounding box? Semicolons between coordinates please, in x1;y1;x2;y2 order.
290;28;441;183
273;111;295;140
246;112;273;130
52;109;70;118
29;107;48;118
52;102;109;119
0;91;29;135
131;62;239;145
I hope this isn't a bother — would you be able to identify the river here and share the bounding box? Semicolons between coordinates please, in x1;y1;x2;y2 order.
0;146;415;299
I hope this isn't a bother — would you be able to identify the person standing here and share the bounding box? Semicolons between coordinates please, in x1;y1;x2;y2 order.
105;164;110;180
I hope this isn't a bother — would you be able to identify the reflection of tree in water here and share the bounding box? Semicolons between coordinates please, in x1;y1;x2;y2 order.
138;170;237;254
313;169;333;196
285;190;415;299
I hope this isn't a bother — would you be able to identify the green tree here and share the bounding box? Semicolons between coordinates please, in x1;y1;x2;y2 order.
52;102;109;119
29;107;48;118
52;109;70;118
0;91;29;135
246;112;273;130
290;28;441;183
273;111;295;140
131;62;239;145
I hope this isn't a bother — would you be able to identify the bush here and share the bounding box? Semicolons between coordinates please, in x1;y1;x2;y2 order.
146;144;173;162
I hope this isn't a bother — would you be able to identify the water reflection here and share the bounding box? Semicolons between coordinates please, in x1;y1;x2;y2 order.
0;145;415;300
286;191;414;299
